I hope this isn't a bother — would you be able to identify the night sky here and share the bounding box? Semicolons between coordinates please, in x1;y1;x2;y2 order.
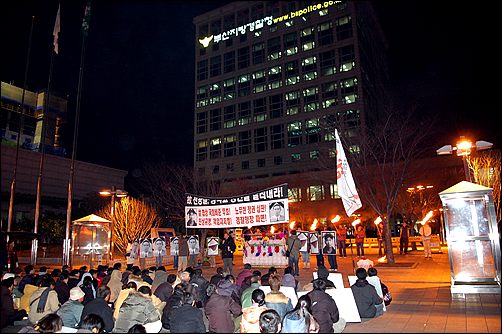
2;1;498;177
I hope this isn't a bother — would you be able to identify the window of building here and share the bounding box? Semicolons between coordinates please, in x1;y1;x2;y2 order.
320;49;336;76
257;158;266;167
196;85;209;108
224;134;236;157
303;71;317;81
196;139;207;161
209;137;221;159
291;153;301;162
341;77;358;104
209;108;221;131
253;97;267;122
197;59;208;81
238;101;251;125
309;150;320;159
339;44;355;72
212;165;220;174
317;21;333;46
210;56;221;77
237;8;249;26
288;187;301;202
223;51;235;73
226;163;234;172
286;75;300;86
239;130;251;155
267;37;282;61
251;3;264;20
223;78;236;101
196;111;207;134
304;102;319;112
252;69;267;94
241;160;250;170
270;124;284;149
238;74;251;97
308;185;324;201
238;46;250;69
302;41;315;51
286;90;300;115
306;118;321;144
285;60;299;76
252;42;265;65
336;15;353;40
223;14;235;30
328;147;336;157
269;94;283;119
301;56;317;72
322;81;338;108
329;184;340;199
274;156;283;165
303;86;318;104
288;121;302;147
254;127;268;152
223;105;236;129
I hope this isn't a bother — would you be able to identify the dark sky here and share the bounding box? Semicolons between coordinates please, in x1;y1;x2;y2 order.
2;1;498;177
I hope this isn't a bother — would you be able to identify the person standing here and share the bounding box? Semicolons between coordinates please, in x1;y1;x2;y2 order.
178;235;189;273
399;221;410;255
419;222;433;258
336;225;347;258
188;236;199;268
153;237;166;268
220;231;236;275
355;225;366;257
8;240;18;273
314;229;324;268
322;233;338;272
286;230;301;276
376;222;385;257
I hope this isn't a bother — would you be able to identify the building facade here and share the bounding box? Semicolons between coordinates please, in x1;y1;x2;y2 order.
193;1;389;225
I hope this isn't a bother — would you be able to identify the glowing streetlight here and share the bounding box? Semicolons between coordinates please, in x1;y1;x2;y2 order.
99;186;128;261
374;216;382;225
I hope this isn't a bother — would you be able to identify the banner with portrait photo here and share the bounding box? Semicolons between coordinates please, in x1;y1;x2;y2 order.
207;237;220;256
139;238;153;258
185;184;289;229
130;239;140;259
298;231;309;252
309;232;320;254
170;236;179;256
188;235;200;255
321;231;337;255
153;237;166;257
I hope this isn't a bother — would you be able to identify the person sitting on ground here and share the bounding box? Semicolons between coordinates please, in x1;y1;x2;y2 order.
240;272;262;308
127;324;147;333
77;313;104;333
205;281;242;333
1;277;28;328
261;267;278;286
79;274;96;305
367;267;387;310
240;270;262;295
190;268;210;308
140;269;153;286
68;269;81;289
351;268;384;319
264;275;293;320
150;266;167;294
19;313;63;333
282;294;320;333
57;286;85;328
38;266;49;277
240;288;269;333
113;285;161;333
281;266;298;291
107;268;123;304
235;263;254;287
259;309;282;333
154;273;177;303
18;265;36;294
307;279;344;333
19;275;40;314
160;283;185;331
169;291;206;333
28;275;60;325
303;265;335;291
113;281;137;320
54;272;70;305
80;285;114;333
209;267;225;286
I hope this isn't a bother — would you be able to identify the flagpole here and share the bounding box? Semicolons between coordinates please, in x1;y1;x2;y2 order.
6;15;35;244
32;4;59;265
64;23;88;267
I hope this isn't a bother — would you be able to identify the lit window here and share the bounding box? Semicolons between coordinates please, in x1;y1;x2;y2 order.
291;153;301;162
288;188;301;202
330;184;340;199
302;41;315;51
310;150;320;159
319;9;328;16
308;185;324;201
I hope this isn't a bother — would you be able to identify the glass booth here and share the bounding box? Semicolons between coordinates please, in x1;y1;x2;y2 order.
439;181;501;294
71;219;111;269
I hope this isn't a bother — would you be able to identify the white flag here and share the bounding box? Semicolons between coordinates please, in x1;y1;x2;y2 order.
335;129;362;216
53;4;61;54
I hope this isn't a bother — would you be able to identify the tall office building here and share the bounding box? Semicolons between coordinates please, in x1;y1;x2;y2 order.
193;1;389;223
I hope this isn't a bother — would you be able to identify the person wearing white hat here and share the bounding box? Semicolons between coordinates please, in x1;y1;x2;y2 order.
56;286;85;328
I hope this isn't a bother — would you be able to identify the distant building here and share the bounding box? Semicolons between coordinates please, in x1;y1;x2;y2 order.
193;1;390;221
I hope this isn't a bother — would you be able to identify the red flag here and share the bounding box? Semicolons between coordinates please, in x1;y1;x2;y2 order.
53;4;61;54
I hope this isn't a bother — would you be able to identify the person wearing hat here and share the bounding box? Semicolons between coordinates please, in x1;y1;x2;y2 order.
56;286;85;328
186;208;198;227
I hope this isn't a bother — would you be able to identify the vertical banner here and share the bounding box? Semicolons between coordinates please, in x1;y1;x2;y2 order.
185;184;289;228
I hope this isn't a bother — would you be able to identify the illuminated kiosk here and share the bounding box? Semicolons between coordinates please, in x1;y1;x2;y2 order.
71;214;111;269
439;181;501;294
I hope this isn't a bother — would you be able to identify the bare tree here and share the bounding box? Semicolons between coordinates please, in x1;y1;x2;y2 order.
342;106;436;263
99;197;159;255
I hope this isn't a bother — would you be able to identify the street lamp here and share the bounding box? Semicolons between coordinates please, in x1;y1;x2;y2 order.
99;186;128;261
437;136;493;182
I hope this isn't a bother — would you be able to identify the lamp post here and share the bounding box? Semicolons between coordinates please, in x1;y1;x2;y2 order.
437;136;493;182
99;186;128;261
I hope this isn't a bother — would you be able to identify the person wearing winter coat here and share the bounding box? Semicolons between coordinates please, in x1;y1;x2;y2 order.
80;285;114;333
350;268;383;318
107;269;123;303
204;282;242;333
235;263;253;287
169;291;206;333
307;279;341;333
54;272;70;305
113;286;160;333
154;273;177;303
264;275;293;320
56;286;85;328
220;231;236;275
240;288;269;333
28;276;60;325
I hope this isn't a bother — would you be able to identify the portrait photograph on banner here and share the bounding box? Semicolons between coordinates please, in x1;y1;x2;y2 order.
188;235;200;255
321;231;337;255
207;237;220;256
298;231;309;252
153;237;166;257
130;239;139;259
139;238;153;258
309;232;320;254
170;236;179;256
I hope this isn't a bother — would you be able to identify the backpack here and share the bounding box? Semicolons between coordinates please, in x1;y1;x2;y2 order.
381;282;392;306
